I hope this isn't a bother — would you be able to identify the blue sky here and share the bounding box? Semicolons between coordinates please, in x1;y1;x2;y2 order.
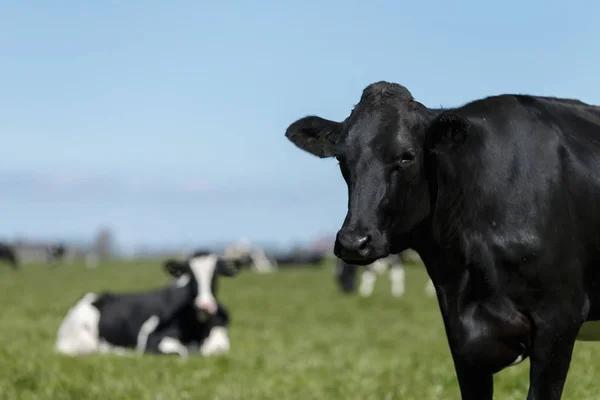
1;1;599;250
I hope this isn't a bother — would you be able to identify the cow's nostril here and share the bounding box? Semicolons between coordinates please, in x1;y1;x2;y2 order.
356;235;371;250
335;230;376;261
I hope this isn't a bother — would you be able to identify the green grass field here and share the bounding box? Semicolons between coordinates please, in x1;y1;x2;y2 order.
1;260;600;399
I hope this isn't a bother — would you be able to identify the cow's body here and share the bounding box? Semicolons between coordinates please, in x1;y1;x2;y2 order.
421;95;600;397
286;81;600;399
335;254;435;297
56;253;240;357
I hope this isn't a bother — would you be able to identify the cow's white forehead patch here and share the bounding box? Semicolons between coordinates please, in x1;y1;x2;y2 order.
189;255;218;282
189;254;218;307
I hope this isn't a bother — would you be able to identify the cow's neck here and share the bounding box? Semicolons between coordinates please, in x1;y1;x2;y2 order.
161;276;195;317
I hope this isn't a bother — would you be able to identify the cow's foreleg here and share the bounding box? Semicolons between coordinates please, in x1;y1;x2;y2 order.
454;364;494;400
358;269;376;297
157;337;189;357
200;327;230;356
442;295;532;399
389;264;405;297
526;321;581;400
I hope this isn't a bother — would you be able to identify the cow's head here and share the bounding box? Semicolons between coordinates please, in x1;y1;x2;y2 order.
163;251;244;316
286;82;432;265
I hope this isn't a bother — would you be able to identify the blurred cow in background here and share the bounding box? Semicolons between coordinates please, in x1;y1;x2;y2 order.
335;251;435;297
273;251;326;267
224;238;278;273
55;251;246;357
46;243;67;265
0;242;19;269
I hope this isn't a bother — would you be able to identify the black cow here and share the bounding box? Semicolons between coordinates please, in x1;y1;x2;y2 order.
0;242;18;269
285;81;600;399
55;251;242;357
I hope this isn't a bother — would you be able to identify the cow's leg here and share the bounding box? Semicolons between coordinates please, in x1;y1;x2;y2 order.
200;326;230;356
358;269;376;297
157;337;189;357
136;315;160;354
389;264;405;297
454;364;494;400
199;304;231;356
443;295;533;400
526;323;580;400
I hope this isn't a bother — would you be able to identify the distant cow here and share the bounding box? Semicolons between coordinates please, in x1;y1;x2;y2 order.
224;240;278;273
0;242;18;269
55;251;243;357
46;243;66;265
335;254;435;297
274;251;326;267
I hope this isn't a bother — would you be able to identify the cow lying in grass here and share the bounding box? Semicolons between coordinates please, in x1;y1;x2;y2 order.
55;251;244;357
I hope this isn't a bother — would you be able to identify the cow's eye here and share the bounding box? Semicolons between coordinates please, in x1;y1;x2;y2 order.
400;149;416;164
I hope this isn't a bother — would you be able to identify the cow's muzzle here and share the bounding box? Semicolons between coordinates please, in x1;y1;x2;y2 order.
334;229;388;265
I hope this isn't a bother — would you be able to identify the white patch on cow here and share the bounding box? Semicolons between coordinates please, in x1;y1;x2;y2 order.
509;354;525;366
55;292;100;356
200;326;230;356
577;321;600;341
174;273;191;288
158;337;189;357
189;254;218;314
359;269;377;297
136;315;160;354
389;264;405;297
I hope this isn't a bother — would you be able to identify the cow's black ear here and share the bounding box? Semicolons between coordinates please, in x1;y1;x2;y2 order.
217;257;245;277
285;116;342;158
164;259;187;277
427;113;470;153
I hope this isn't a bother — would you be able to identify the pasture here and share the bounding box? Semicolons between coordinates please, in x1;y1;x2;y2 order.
1;260;600;399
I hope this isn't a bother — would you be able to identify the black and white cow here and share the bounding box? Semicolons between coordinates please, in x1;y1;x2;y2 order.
55;251;242;357
335;254;435;297
286;81;600;399
224;240;278;273
0;242;18;269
